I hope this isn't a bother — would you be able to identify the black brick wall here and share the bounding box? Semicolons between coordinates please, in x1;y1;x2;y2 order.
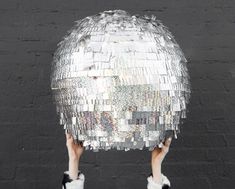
0;0;234;188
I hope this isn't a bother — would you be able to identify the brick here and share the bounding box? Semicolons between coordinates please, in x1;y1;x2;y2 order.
37;136;56;151
15;181;36;189
226;134;235;147
16;151;38;165
0;0;235;188
163;161;230;178
171;177;211;189
0;165;15;180
181;134;228;148
96;149;150;165
0;181;15;188
79;164;101;178
207;148;235;162
210;177;235;189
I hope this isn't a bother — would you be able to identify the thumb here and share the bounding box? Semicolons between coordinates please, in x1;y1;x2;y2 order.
164;137;172;148
65;130;71;140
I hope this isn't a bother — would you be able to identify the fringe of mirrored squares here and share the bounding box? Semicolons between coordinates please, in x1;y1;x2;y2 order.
50;10;191;152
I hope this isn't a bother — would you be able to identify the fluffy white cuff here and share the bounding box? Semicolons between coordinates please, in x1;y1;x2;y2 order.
147;173;170;189
63;170;85;189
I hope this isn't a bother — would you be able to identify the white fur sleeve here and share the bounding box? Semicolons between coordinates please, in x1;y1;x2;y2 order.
147;173;171;189
62;170;85;189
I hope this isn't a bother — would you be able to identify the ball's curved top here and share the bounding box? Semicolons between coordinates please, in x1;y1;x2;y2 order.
51;9;191;152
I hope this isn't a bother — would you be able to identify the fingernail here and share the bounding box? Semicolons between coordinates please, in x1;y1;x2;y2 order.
168;137;172;141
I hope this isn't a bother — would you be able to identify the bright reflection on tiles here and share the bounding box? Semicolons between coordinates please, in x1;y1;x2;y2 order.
51;10;191;152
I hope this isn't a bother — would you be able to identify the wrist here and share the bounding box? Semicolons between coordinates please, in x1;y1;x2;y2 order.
68;159;79;180
152;166;162;183
152;163;161;173
152;172;163;185
69;155;80;162
151;159;162;171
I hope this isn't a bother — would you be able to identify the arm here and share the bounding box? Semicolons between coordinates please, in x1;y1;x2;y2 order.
147;137;172;189
62;130;85;189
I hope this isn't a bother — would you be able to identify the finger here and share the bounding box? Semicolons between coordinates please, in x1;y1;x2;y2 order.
65;130;72;140
79;141;83;147
164;137;172;148
151;146;161;157
158;142;164;148
65;131;68;139
65;131;69;139
162;145;169;154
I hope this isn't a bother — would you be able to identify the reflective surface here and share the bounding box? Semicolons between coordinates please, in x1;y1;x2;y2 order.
50;10;191;152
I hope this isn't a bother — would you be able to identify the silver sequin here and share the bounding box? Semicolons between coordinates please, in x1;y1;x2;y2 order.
50;10;191;152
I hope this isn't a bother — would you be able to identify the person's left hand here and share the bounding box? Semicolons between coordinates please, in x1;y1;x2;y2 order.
65;130;84;161
152;137;172;165
151;137;172;185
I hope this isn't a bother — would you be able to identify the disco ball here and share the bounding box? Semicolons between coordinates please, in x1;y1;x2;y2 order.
50;9;191;152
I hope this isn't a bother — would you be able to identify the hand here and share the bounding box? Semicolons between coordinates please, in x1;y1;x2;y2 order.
151;137;172;184
152;137;172;164
65;130;84;161
65;130;84;180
